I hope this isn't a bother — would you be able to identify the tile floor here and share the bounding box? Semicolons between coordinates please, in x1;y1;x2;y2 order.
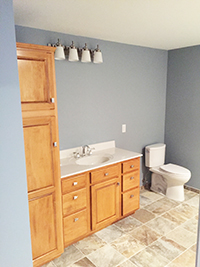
43;189;199;267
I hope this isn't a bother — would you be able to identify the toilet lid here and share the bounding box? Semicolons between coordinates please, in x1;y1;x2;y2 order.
160;163;190;175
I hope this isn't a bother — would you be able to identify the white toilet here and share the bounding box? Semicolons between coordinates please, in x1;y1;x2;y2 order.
145;143;191;202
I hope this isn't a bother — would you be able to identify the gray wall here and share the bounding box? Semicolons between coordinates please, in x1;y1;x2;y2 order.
0;1;32;266
15;26;168;183
165;45;200;189
5;8;200;266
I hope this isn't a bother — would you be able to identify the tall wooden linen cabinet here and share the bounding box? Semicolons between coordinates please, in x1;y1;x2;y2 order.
16;42;64;267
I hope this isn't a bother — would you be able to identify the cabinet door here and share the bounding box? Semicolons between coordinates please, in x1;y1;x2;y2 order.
29;193;57;260
17;43;56;112
23;116;56;193
91;178;120;231
23;116;63;266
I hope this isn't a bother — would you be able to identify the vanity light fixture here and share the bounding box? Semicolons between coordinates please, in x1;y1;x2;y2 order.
81;43;91;63
93;45;103;64
68;41;79;62
48;39;65;60
47;39;103;63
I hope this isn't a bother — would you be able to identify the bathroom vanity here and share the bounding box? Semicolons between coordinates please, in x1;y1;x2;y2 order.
60;143;142;247
17;42;142;266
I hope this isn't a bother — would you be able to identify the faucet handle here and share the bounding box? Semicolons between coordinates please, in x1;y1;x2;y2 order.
88;147;95;155
73;151;80;159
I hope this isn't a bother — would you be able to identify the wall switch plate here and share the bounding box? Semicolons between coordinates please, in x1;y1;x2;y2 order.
122;124;126;133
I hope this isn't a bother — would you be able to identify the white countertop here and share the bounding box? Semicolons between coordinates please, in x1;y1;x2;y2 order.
60;141;142;178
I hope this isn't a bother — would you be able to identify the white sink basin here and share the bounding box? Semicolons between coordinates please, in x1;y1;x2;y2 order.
76;155;111;166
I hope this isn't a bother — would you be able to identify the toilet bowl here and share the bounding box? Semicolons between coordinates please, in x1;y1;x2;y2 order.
145;143;191;202
150;163;191;201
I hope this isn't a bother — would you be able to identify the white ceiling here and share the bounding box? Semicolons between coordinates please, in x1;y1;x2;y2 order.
13;0;200;50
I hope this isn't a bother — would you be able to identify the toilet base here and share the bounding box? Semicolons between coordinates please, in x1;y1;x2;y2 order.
166;185;184;202
151;173;185;202
151;173;167;195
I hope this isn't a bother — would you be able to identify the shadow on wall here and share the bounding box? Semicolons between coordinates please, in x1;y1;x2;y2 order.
141;147;151;189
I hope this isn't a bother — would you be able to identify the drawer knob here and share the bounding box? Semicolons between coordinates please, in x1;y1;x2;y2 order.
130;194;134;198
104;172;109;176
130;165;134;168
117;182;120;186
73;196;78;200
74;218;79;222
73;182;78;186
130;177;134;180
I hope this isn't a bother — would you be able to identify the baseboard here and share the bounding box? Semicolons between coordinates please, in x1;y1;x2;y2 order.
141;184;151;190
141;184;200;194
184;185;200;194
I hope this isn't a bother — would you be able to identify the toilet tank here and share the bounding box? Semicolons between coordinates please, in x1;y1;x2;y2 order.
145;143;166;167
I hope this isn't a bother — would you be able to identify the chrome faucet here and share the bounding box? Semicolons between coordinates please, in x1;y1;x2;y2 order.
82;145;90;156
82;145;95;156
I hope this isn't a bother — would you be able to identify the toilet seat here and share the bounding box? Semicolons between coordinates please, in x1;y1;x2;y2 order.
160;163;190;175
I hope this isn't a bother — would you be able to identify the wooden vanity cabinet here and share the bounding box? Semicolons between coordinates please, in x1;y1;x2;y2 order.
61;158;140;248
61;173;90;247
91;163;121;231
121;158;140;216
17;43;63;267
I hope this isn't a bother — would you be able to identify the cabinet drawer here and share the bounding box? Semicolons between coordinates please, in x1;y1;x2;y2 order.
63;209;88;245
62;173;87;194
123;170;140;192
122;158;140;174
62;188;87;216
91;164;119;184
122;188;140;215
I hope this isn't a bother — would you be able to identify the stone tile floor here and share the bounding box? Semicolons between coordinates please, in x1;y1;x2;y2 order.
43;189;199;267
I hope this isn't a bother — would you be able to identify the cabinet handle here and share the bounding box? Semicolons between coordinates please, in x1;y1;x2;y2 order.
73;196;78;200
130;177;134;180
130;194;134;198
53;142;57;147
50;98;55;103
73;182;78;186
117;182;120;186
74;218;79;222
130;165;134;168
104;173;109;176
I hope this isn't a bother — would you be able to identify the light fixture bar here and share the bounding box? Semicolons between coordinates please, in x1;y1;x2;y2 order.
47;40;103;63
